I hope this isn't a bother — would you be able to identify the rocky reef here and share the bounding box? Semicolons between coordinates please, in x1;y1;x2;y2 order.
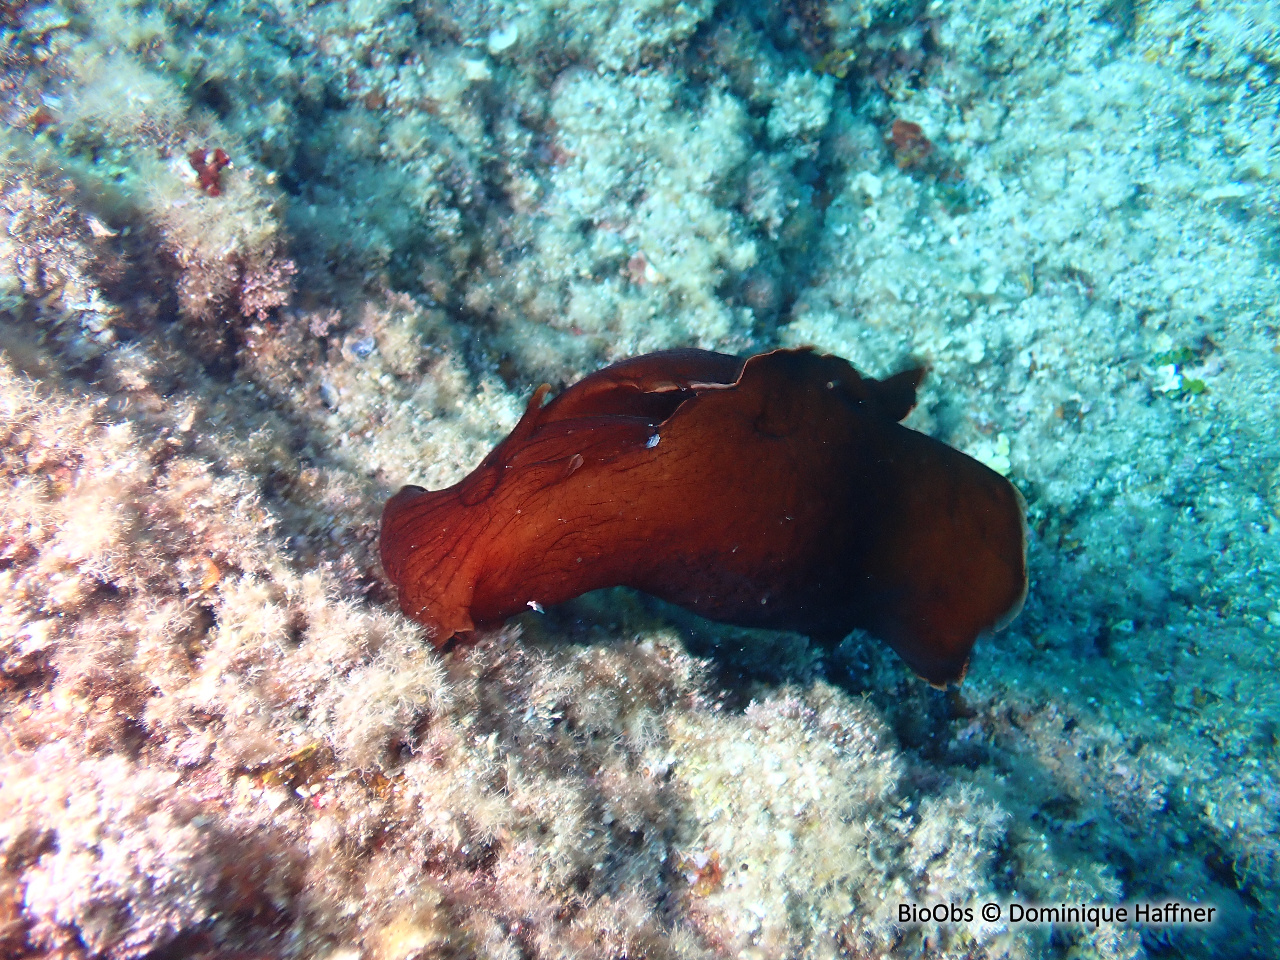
1;0;1277;957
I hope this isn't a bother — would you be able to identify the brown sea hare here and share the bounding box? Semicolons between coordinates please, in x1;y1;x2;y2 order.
380;348;1027;685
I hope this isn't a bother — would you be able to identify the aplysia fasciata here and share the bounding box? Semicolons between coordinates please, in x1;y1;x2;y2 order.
380;347;1027;685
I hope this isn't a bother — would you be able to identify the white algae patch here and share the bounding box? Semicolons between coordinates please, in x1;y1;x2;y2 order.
0;0;1277;957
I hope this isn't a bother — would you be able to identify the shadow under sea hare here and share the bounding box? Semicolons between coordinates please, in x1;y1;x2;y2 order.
380;348;1027;684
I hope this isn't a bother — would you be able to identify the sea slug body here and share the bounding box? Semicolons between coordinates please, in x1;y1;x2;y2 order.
380;347;1027;685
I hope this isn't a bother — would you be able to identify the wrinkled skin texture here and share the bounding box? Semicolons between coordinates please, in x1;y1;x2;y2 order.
381;348;1027;685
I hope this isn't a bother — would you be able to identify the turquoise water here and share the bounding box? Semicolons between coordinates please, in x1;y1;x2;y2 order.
0;0;1276;957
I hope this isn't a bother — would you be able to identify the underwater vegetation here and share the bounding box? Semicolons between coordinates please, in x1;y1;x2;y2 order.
382;347;1026;685
187;146;232;197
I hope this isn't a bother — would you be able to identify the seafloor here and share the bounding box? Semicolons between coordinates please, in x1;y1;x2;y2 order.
1;0;1277;958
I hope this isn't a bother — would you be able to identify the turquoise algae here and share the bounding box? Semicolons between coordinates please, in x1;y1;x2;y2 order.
0;0;1277;958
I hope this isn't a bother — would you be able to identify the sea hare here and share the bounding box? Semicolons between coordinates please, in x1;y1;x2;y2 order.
380;348;1027;685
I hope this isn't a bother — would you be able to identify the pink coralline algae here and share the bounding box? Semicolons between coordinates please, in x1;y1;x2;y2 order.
189;147;232;196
